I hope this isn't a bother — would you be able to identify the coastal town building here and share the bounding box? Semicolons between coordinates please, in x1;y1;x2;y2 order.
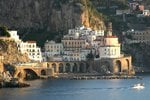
99;23;121;59
62;37;86;51
99;36;121;59
68;26;104;36
43;23;123;61
116;9;131;15
137;10;150;17
129;2;139;11
143;10;150;16
125;28;150;44
8;31;21;42
4;23;134;78
17;41;42;62
44;40;64;57
7;31;43;62
63;50;81;61
43;25;104;62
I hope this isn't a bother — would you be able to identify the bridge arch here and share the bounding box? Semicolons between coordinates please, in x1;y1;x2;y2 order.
59;63;64;73
47;63;50;68
41;70;46;75
79;63;86;73
73;63;78;73
126;59;130;70
65;63;71;73
52;63;57;73
115;60;122;73
24;69;39;80
86;63;90;72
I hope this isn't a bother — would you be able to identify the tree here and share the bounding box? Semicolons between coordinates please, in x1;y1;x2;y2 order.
0;26;10;37
86;50;94;60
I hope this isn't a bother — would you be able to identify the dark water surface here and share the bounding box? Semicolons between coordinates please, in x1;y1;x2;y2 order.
0;74;150;100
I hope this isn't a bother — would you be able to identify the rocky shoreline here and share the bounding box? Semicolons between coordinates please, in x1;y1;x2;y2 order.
0;81;30;88
48;74;143;80
0;78;30;88
69;76;142;80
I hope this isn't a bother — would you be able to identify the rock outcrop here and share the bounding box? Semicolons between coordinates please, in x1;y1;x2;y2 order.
0;39;29;64
0;0;105;43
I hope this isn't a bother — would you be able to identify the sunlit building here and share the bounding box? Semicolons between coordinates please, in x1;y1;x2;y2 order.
44;40;64;57
99;23;121;59
17;41;42;62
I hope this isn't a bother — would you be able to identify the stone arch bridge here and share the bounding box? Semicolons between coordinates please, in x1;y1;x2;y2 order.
13;61;91;79
13;56;134;79
95;56;134;75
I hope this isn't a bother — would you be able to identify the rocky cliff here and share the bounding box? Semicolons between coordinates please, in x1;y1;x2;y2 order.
0;0;105;45
0;39;29;64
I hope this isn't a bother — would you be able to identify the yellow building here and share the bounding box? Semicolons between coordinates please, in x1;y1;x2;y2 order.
62;37;86;51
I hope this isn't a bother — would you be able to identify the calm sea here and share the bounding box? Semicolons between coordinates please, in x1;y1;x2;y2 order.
0;73;150;100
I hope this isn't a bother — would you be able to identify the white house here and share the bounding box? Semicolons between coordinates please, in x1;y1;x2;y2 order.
63;50;80;61
8;30;42;62
17;41;42;62
99;23;121;59
99;35;121;59
44;40;64;57
68;26;104;36
143;10;150;16
8;31;21;42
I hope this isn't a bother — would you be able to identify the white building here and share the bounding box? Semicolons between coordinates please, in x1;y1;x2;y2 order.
143;10;150;16
68;26;104;36
92;36;104;48
99;36;121;59
8;30;42;62
116;9;131;15
125;29;150;44
63;50;81;61
8;31;21;42
80;49;91;61
17;41;42;62
99;23;121;59
44;40;64;57
62;37;86;51
52;55;63;61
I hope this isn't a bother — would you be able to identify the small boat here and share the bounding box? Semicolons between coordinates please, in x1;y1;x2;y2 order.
132;83;144;89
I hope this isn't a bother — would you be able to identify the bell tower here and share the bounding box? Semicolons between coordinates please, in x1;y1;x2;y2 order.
106;22;113;36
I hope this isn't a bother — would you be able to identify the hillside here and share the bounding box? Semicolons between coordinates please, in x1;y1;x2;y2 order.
0;0;106;46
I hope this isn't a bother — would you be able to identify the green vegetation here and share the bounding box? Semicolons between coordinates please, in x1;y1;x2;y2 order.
86;51;94;60
0;39;8;51
0;26;10;37
21;28;63;47
123;43;150;68
21;0;106;46
53;0;69;10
